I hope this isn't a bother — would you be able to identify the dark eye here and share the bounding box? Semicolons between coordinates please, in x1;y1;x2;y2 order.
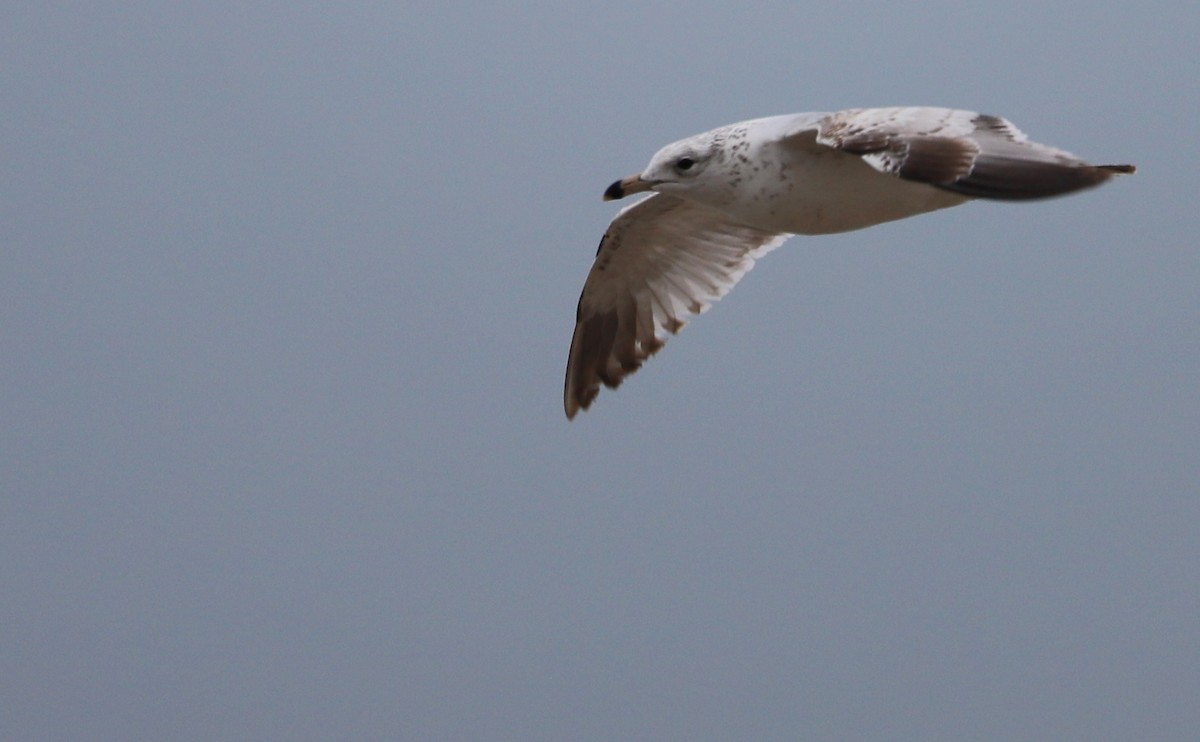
675;157;696;171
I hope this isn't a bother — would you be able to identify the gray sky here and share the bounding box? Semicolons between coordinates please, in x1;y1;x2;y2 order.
3;2;1198;740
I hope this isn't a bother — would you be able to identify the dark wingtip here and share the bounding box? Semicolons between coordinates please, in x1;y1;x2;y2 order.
1099;164;1136;174
603;180;624;201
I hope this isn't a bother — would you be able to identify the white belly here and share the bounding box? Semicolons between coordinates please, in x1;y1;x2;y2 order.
722;145;970;236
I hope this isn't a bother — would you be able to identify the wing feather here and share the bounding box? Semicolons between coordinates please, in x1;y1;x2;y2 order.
813;107;1134;200
564;194;788;419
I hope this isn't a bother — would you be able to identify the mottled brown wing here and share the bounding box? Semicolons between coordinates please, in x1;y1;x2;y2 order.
565;194;788;419
813;107;1134;200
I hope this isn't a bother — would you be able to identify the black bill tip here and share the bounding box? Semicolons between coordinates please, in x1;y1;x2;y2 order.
603;180;625;201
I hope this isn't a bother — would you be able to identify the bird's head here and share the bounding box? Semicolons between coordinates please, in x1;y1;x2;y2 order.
603;134;720;201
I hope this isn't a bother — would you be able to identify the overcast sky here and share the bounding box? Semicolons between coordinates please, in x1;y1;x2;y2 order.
3;2;1198;740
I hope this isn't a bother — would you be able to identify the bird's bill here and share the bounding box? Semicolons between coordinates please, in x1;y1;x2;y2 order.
603;174;655;201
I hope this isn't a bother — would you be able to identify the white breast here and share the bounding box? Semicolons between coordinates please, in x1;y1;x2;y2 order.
725;136;969;235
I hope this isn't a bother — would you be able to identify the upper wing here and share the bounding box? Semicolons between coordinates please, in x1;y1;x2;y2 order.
564;194;789;419
799;107;1134;200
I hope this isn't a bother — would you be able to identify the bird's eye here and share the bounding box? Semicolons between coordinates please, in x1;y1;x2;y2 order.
675;157;696;171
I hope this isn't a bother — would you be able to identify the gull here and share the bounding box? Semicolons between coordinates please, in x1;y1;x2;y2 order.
564;107;1134;419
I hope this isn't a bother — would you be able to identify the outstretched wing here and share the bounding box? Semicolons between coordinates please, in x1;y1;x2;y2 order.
808;107;1134;200
565;194;788;419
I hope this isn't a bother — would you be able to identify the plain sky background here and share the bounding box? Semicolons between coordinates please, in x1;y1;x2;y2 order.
3;2;1198;740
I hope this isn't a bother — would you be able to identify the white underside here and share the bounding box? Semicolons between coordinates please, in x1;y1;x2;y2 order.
726;144;970;236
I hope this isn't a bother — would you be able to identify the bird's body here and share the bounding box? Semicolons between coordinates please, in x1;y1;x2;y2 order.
625;112;971;236
564;107;1134;419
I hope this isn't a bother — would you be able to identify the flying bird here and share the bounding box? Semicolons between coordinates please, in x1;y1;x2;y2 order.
564;107;1134;419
